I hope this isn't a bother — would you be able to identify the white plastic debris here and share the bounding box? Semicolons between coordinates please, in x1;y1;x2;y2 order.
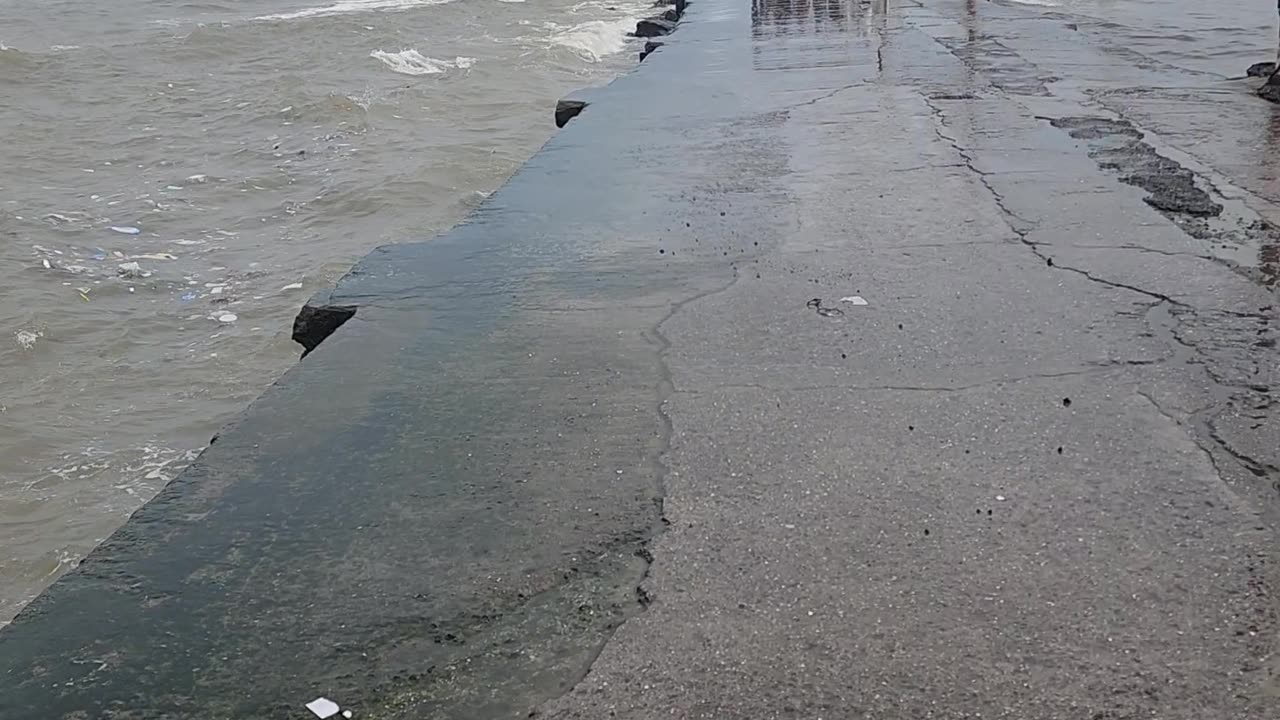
343;712;353;719
281;282;304;291
996;495;1007;502
839;296;868;306
216;313;238;323
41;258;51;269
117;262;150;279
305;698;341;719
109;226;141;235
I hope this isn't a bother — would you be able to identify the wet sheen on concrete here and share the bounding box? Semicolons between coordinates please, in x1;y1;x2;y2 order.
4;0;1280;718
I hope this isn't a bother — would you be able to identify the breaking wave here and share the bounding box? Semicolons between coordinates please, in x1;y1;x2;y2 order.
548;17;639;62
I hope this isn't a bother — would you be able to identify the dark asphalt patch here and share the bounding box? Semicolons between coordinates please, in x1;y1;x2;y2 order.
1050;116;1223;216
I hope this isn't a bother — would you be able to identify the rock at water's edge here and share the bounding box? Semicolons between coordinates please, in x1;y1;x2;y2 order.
1248;61;1277;78
634;17;677;38
640;41;664;62
555;99;589;128
292;291;357;357
1259;66;1280;103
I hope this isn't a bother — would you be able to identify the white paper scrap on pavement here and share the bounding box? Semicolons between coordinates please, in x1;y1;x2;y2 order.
839;296;868;305
306;697;341;719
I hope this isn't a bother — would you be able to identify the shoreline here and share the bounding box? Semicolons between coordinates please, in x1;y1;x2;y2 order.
0;2;694;718
0;0;676;632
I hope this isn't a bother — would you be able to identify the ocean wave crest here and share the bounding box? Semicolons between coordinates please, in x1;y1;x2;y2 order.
256;0;456;21
548;18;638;63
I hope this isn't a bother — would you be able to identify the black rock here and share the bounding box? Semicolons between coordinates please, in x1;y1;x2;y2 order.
639;40;664;62
1261;72;1280;103
1248;61;1277;78
634;17;677;37
554;99;589;128
292;291;357;357
661;7;678;21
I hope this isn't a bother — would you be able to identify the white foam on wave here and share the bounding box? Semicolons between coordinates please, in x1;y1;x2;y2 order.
548;17;638;62
370;49;476;75
255;0;456;21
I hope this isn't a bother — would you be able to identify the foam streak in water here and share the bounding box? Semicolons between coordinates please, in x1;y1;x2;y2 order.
256;0;457;21
370;49;476;75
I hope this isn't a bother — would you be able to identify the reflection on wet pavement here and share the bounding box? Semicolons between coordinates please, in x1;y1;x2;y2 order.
751;0;886;35
751;0;888;71
750;0;1280;286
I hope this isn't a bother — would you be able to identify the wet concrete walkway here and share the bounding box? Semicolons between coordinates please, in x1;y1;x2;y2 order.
3;0;1280;718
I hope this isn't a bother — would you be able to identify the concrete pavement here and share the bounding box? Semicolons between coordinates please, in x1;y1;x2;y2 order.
543;1;1280;718
2;0;1279;717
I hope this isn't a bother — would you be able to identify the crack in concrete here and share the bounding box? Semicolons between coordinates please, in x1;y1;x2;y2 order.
1068;242;1215;260
923;90;1280;502
925;98;1183;308
1208;414;1278;480
681;362;1163;396
887;162;970;174
1050;263;1183;305
785;82;866;111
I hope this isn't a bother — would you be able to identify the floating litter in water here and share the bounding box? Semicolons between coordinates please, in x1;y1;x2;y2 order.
117;262;150;279
839;296;868;306
110;226;141;235
995;495;1006;502
305;698;341;719
343;712;353;719
15;329;41;350
41;258;51;269
281;282;304;291
217;313;237;323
